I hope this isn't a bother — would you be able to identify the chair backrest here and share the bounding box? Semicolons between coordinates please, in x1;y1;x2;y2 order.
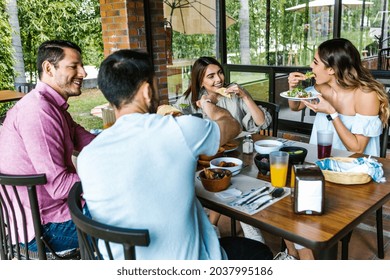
67;182;150;260
14;83;36;94
0;173;79;260
0;173;47;260
254;100;280;137
377;48;390;71
380;121;389;158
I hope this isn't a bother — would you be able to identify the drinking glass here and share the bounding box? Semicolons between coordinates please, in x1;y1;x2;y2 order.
269;151;289;188
317;130;333;159
101;106;116;129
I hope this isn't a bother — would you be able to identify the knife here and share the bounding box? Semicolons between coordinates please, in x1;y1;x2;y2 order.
236;186;269;206
244;192;271;205
255;198;273;210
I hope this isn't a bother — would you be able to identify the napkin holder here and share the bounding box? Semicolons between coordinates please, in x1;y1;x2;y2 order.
292;164;325;215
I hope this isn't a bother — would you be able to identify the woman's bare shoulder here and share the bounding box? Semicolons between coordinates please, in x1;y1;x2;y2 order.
355;88;380;115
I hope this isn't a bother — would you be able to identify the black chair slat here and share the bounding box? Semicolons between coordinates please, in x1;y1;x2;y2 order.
68;182;150;260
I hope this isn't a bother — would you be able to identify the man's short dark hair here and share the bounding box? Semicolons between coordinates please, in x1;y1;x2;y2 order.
97;49;155;109
37;40;82;79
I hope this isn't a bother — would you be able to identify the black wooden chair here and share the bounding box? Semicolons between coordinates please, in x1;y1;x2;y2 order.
0;173;80;260
255;100;280;137
341;122;389;259
67;182;150;260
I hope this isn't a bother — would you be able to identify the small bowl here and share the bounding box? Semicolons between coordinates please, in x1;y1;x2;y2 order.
199;147;225;161
280;146;308;165
254;139;283;154
199;168;232;192
209;157;243;176
254;153;270;175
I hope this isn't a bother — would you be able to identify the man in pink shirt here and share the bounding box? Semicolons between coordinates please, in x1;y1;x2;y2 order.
0;40;95;252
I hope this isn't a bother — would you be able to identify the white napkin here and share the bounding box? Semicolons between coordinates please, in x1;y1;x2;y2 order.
215;188;242;200
296;180;322;213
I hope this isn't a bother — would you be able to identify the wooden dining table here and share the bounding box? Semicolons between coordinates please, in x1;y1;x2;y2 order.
0;90;25;103
196;134;390;259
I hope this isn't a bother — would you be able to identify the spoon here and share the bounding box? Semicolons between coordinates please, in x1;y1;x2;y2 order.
255;188;285;210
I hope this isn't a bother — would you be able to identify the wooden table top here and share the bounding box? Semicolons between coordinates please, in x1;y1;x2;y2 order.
196;134;390;259
0;90;25;103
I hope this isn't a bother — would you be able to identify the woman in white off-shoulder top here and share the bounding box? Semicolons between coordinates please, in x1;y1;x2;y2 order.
278;38;390;260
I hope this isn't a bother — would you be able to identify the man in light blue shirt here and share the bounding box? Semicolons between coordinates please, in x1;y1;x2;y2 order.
78;50;272;260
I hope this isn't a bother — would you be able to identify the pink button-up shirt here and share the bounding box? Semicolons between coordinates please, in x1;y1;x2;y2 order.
0;81;95;242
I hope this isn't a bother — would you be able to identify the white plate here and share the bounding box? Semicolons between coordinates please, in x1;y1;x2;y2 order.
280;91;319;101
223;145;239;153
222;141;239;153
210;157;243;176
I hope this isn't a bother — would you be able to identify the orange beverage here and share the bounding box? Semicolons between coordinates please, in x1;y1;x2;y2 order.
269;151;289;188
270;163;288;187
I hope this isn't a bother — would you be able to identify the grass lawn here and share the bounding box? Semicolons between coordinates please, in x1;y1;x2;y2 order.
68;88;107;131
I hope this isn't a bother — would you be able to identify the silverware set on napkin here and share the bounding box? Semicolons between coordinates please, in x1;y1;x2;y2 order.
229;186;285;211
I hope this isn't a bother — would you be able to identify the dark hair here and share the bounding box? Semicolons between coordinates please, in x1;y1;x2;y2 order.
97;49;155;109
37;40;82;79
183;56;225;108
318;38;389;125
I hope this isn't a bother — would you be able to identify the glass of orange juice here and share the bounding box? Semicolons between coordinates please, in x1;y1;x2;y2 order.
269;151;289;188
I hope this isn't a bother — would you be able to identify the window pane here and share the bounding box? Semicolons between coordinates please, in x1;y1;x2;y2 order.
164;1;218;102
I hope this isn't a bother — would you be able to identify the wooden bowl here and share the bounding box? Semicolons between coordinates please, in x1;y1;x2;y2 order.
199;168;232;192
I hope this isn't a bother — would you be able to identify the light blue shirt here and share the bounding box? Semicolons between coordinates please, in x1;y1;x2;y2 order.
77;113;227;259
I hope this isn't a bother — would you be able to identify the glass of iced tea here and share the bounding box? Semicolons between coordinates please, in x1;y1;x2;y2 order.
317;130;333;159
269;151;289;188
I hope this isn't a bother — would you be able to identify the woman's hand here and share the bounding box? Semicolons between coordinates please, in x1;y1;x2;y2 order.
288;72;306;90
302;94;336;115
287;72;307;111
225;83;248;99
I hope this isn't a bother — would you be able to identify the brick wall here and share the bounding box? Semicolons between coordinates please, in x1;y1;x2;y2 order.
99;0;168;104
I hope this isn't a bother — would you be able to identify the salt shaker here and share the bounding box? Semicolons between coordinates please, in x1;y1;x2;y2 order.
242;135;254;154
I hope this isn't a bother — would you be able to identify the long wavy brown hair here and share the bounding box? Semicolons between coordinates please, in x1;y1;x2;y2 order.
318;38;389;126
183;57;225;109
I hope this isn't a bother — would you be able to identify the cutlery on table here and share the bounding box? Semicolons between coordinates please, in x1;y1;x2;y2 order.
232;186;269;206
237;186;270;206
254;188;285;210
244;188;279;205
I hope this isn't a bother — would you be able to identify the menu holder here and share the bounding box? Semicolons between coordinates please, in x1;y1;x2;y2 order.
292;164;325;215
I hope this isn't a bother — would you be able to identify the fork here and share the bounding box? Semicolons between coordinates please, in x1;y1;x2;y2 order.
244;187;276;205
255;188;285;210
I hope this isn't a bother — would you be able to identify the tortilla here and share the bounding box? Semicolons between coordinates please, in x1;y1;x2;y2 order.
156;105;182;117
216;87;231;98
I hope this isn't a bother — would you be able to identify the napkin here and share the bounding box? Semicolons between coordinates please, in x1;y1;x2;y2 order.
316;157;385;183
215;188;242;200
